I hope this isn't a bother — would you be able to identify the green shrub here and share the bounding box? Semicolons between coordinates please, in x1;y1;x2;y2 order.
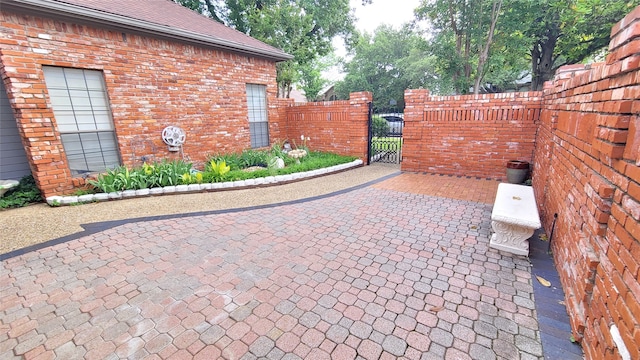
88;160;193;192
209;153;242;171
238;149;269;168
372;115;390;137
203;159;231;183
87;150;356;193
0;175;43;209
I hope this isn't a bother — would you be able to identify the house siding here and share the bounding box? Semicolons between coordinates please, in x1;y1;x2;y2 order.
0;10;279;197
0;79;32;180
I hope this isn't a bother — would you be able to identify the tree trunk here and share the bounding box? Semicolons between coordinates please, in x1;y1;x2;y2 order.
531;25;559;90
277;82;292;98
474;0;502;95
462;1;472;93
449;0;462;93
464;33;471;87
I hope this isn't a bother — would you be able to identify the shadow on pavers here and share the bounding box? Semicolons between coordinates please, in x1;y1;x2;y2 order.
529;228;584;359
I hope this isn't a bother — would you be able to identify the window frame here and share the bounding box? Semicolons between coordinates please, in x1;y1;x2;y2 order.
245;84;269;148
42;66;121;175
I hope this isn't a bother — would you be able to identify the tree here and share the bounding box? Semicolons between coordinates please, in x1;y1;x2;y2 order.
416;0;636;92
174;0;223;22
335;25;438;111
175;0;356;97
415;0;508;94
299;54;338;101
519;0;638;90
473;0;503;94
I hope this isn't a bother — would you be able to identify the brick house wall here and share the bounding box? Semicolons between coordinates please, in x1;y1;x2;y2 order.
532;6;640;359
0;10;279;197
402;90;543;179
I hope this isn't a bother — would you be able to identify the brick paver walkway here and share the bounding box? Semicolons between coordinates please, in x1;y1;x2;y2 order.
1;176;543;359
373;173;500;204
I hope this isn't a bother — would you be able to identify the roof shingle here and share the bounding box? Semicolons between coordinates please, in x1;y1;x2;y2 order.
5;0;291;60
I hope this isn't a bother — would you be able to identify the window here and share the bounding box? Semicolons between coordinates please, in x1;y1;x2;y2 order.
42;67;120;175
246;84;269;148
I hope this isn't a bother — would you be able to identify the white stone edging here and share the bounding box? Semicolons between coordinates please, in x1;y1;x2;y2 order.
46;159;363;206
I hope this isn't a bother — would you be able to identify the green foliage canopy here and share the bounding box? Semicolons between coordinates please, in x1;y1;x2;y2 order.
337;0;636;100
371;115;390;137
177;0;637;97
416;0;638;91
335;25;438;111
514;0;638;89
175;0;355;97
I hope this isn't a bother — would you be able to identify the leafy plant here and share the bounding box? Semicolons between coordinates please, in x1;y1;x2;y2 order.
238;150;269;168
88;160;193;192
154;161;191;187
87;166;121;193
72;187;96;196
181;172;194;184
208;153;242;171
180;171;203;185
270;140;288;159
204;159;231;182
372;115;390;137
0;175;43;209
271;140;297;167
86;151;356;193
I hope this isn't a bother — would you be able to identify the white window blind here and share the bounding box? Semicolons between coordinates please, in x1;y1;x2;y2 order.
246;84;269;148
43;67;120;175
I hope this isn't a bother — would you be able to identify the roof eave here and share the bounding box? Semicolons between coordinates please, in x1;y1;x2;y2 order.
2;0;294;62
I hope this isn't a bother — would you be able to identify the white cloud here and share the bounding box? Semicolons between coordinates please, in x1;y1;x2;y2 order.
351;0;422;34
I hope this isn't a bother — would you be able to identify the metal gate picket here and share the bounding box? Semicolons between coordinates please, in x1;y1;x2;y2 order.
369;112;403;164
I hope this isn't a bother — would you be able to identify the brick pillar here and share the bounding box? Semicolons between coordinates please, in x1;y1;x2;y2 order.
402;89;430;172
348;92;373;161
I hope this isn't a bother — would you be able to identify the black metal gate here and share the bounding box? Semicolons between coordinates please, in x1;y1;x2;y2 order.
368;108;404;164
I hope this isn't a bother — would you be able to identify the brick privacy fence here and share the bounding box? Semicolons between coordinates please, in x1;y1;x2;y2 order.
402;90;543;179
271;92;372;160
1;11;279;197
401;6;639;358
532;6;640;359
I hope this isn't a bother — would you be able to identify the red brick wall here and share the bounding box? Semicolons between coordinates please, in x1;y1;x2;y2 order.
1;10;373;197
268;97;295;143
532;6;640;359
0;11;279;197
402;90;543;179
274;92;372;160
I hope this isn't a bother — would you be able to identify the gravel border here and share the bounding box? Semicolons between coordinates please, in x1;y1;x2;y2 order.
1;163;400;256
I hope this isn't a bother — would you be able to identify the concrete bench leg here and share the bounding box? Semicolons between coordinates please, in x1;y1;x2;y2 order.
490;221;535;256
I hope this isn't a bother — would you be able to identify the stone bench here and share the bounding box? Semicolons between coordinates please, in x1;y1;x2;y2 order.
490;183;541;256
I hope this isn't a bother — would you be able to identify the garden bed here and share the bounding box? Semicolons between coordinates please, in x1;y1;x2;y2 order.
46;159;363;206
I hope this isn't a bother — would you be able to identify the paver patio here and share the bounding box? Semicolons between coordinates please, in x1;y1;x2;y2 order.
2;173;555;359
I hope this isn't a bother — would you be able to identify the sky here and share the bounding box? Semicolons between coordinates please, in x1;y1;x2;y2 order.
323;0;423;82
351;0;423;34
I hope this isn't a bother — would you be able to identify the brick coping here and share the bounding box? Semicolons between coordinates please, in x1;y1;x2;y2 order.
45;159;364;206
